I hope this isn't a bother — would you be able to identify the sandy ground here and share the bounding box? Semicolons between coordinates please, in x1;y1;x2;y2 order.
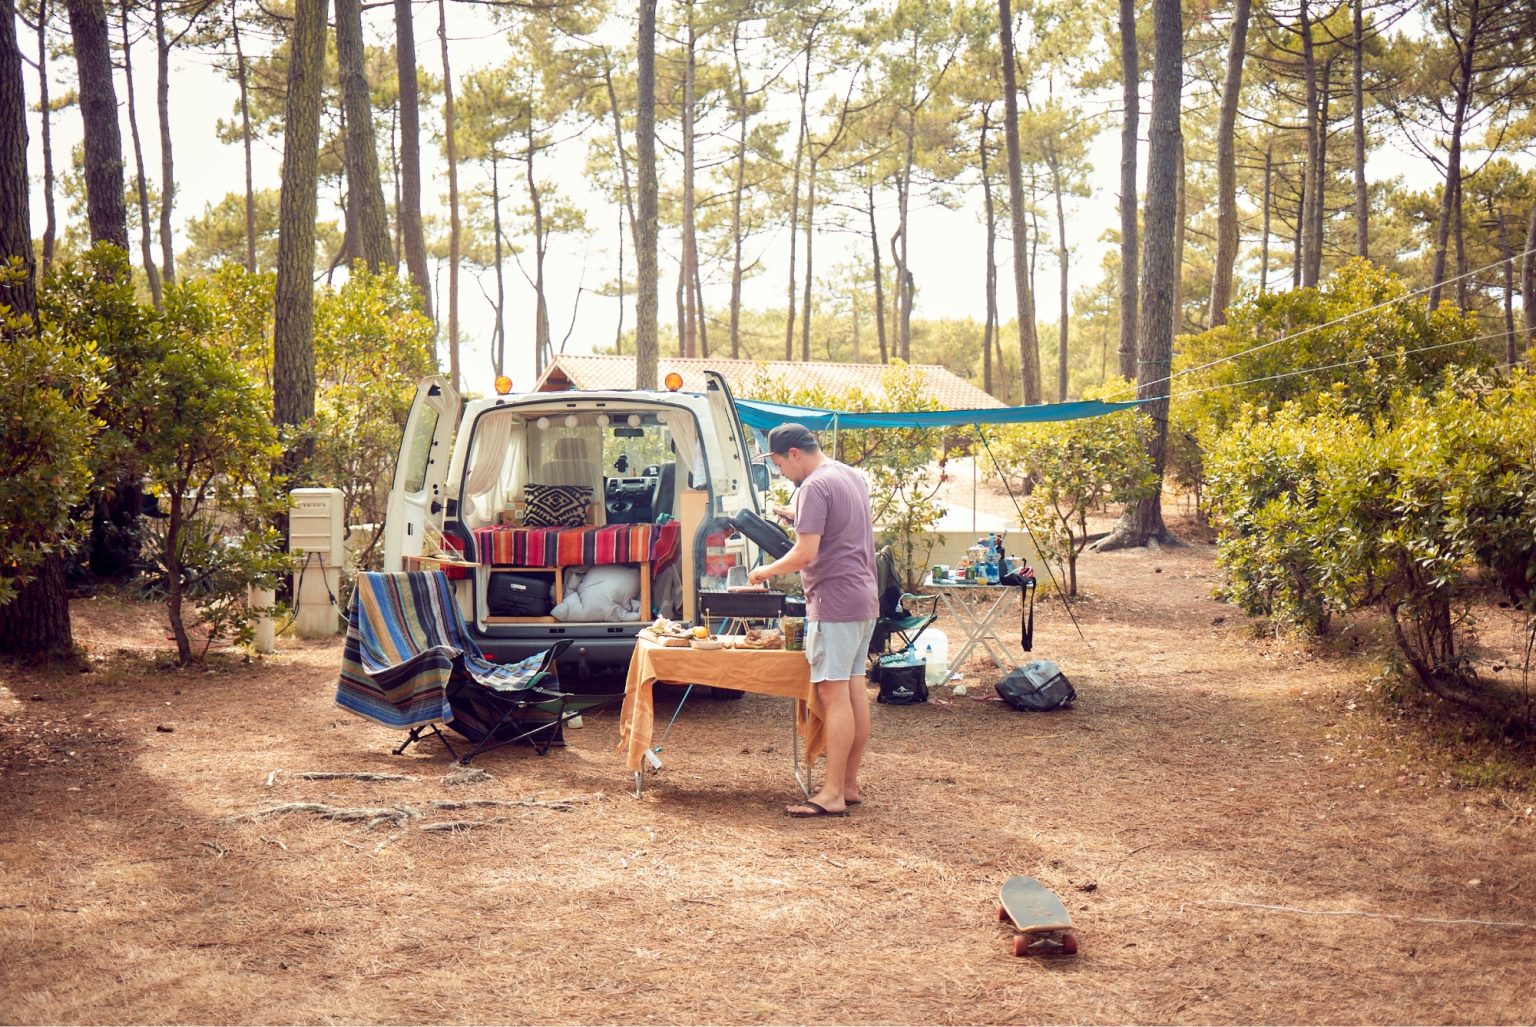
2;528;1534;1025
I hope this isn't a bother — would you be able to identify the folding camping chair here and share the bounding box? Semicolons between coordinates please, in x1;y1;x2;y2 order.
868;546;938;658
335;572;622;766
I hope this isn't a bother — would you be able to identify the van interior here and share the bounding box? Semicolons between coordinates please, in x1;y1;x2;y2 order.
446;404;742;630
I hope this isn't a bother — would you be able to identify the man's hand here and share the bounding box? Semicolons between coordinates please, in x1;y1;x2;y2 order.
747;565;772;586
772;503;795;524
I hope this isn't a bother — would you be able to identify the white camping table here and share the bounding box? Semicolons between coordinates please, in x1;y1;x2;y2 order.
925;579;1018;686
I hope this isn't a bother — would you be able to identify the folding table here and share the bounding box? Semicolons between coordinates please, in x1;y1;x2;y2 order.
618;635;826;797
926;579;1029;686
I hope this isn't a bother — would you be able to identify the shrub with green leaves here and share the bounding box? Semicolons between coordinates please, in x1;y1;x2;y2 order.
988;409;1157;596
0;258;105;606
1206;372;1536;730
133;284;288;665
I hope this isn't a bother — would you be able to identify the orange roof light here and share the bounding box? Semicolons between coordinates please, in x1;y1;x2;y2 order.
494;375;513;395
663;371;684;392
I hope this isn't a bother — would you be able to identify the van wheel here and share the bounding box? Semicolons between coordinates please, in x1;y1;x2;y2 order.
710;687;745;701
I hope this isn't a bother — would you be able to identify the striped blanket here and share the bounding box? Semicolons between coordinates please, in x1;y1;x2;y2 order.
473;521;681;573
336;572;550;729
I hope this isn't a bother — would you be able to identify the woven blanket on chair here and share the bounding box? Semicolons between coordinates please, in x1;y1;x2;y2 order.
336;572;548;729
473;522;681;573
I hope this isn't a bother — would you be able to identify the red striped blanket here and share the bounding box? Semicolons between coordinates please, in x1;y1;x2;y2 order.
473;522;681;573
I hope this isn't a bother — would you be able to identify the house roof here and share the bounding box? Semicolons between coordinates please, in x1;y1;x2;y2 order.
534;355;1004;409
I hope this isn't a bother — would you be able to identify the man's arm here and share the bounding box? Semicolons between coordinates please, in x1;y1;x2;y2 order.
747;532;820;585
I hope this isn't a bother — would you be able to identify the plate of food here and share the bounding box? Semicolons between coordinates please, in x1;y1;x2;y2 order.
738;627;783;650
689;637;724;650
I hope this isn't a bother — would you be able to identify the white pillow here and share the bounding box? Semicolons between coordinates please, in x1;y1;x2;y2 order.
551;565;642;622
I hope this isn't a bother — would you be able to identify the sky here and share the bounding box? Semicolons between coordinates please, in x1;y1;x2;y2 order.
23;3;1444;395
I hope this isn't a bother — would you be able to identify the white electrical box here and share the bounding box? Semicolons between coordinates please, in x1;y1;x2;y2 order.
289;487;345;638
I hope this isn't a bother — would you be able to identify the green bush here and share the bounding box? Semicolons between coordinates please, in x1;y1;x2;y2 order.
988;408;1158;596
1206;371;1536;730
133;282;288;664
0;258;105;606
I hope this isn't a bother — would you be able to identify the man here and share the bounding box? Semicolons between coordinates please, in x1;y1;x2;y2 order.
747;423;878;817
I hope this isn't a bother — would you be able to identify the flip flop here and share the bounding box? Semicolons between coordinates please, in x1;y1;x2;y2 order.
845;798;863;806
784;800;848;818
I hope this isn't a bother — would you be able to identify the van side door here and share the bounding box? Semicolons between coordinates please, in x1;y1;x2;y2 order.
384;376;461;570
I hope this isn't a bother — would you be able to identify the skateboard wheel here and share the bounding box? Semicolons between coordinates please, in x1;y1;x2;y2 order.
1060;932;1078;955
1012;935;1031;958
996;904;1009;922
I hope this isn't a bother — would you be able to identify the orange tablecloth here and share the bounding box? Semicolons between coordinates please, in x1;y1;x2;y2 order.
618;635;825;774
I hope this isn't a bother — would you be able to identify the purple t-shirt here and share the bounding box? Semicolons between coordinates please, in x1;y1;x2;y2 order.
794;461;878;622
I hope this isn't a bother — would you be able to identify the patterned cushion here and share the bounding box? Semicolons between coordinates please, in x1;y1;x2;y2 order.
523;484;592;528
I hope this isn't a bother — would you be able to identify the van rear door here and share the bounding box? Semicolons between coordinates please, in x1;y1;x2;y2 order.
704;369;761;517
384;376;461;570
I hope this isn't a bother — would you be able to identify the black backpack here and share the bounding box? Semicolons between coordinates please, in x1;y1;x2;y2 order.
995;660;1076;711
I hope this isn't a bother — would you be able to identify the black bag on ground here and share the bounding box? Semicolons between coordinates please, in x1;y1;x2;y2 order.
486;572;555;616
871;655;928;705
995;660;1075;711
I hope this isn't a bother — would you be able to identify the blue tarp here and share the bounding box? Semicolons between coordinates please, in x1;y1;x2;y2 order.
734;397;1145;432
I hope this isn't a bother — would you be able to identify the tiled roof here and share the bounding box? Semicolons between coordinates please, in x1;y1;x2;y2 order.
535;355;1004;409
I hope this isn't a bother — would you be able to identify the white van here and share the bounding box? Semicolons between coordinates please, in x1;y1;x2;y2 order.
384;369;782;679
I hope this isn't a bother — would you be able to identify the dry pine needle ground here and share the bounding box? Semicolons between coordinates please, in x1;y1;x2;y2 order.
2;536;1534;1025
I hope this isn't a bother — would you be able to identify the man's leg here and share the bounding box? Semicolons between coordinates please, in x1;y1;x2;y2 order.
843;674;870;803
787;677;852;815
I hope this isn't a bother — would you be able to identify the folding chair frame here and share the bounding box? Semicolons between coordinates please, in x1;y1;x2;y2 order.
393;639;620;765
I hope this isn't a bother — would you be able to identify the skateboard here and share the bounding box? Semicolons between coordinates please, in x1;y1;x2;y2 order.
996;875;1078;957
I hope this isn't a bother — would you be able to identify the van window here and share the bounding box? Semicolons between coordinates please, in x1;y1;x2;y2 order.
402;407;440;493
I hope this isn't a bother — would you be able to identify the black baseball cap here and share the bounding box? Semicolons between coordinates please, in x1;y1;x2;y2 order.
767;423;820;455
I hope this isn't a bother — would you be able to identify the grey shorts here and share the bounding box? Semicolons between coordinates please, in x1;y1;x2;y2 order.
805;618;877;683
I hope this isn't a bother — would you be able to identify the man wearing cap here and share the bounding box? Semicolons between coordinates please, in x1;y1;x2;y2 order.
748;423;878;817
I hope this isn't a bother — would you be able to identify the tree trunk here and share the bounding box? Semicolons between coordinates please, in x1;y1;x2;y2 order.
67;0;127;251
1351;0;1368;259
153;0;174;287
437;0;460;390
120;6;163;307
527;117;551;376
491;155;505;377
232;15;257;271
980;105;995;396
897;108;916;361
1428;0;1478;311
681;4;698;359
1208;0;1251;328
1098;0;1181;551
783;42;810;362
1313;58;1331;285
634;0;659;390
335;0;393;271
1045;141;1069;401
999;0;1041;402
36;0;56;277
273;0;327;446
801;155;815;362
867;182;887;364
1260;142;1272;294
1454;175;1468;311
395;0;433;318
0;2;67;655
1299;0;1322;288
0;0;34;321
729;24;748;359
1292;176;1304;288
695;261;708;357
1498;210;1515;366
1523;201;1536;364
1116;0;1139;382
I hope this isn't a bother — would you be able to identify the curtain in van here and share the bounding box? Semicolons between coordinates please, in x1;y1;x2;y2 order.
463;413;517;521
656;410;706;488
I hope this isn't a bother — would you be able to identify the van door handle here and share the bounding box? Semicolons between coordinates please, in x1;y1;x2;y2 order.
430;500;442;514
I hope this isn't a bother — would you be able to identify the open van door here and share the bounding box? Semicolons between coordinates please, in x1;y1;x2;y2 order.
704;369;761;517
384;376;461;570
